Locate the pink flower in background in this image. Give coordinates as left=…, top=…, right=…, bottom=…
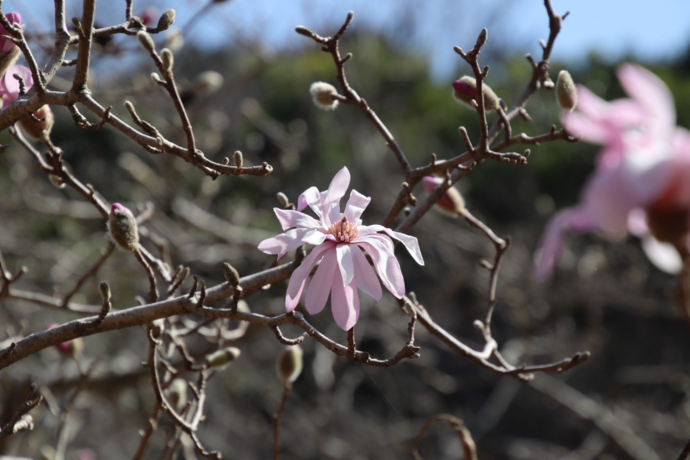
left=534, top=64, right=690, bottom=280
left=0, top=12, right=21, bottom=54
left=258, top=167, right=424, bottom=330
left=0, top=64, right=32, bottom=108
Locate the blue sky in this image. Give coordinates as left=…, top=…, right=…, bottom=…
left=7, top=0, right=690, bottom=80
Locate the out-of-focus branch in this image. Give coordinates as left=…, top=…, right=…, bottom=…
left=411, top=414, right=477, bottom=460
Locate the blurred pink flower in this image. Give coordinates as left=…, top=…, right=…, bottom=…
left=0, top=12, right=21, bottom=54
left=258, top=166, right=424, bottom=330
left=534, top=64, right=690, bottom=280
left=0, top=63, right=32, bottom=108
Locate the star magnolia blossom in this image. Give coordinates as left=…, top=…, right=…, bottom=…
left=0, top=12, right=21, bottom=54
left=534, top=64, right=690, bottom=280
left=258, top=167, right=424, bottom=330
left=0, top=63, right=32, bottom=108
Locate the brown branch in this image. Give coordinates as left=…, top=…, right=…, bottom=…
left=61, top=243, right=115, bottom=307
left=297, top=12, right=411, bottom=175
left=411, top=414, right=477, bottom=460
left=0, top=385, right=42, bottom=440
left=72, top=0, right=97, bottom=91
left=272, top=385, right=291, bottom=460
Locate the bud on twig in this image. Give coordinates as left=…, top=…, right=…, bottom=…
left=137, top=30, right=156, bottom=54
left=108, top=203, right=139, bottom=252
left=422, top=176, right=466, bottom=216
left=233, top=150, right=243, bottom=169
left=452, top=76, right=500, bottom=111
left=556, top=70, right=577, bottom=111
left=19, top=105, right=54, bottom=139
left=276, top=345, right=303, bottom=387
left=205, top=347, right=241, bottom=369
left=157, top=9, right=176, bottom=31
left=99, top=281, right=111, bottom=301
left=161, top=48, right=173, bottom=73
left=222, top=262, right=240, bottom=286
left=476, top=28, right=488, bottom=48
left=309, top=82, right=339, bottom=111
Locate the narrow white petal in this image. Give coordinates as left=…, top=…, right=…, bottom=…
left=330, top=268, right=360, bottom=331
left=352, top=246, right=382, bottom=301
left=305, top=250, right=337, bottom=314
left=335, top=243, right=355, bottom=286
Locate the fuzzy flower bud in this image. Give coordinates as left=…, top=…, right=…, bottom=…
left=276, top=345, right=303, bottom=387
left=556, top=70, right=577, bottom=111
left=157, top=9, right=176, bottom=31
left=422, top=176, right=466, bottom=215
left=167, top=378, right=188, bottom=411
left=108, top=203, right=139, bottom=252
left=309, top=82, right=339, bottom=111
left=192, top=70, right=223, bottom=97
left=161, top=48, right=174, bottom=73
left=49, top=174, right=65, bottom=189
left=0, top=13, right=21, bottom=54
left=99, top=281, right=111, bottom=302
left=137, top=30, right=156, bottom=54
left=205, top=347, right=241, bottom=369
left=452, top=76, right=500, bottom=111
left=46, top=323, right=84, bottom=358
left=19, top=105, right=54, bottom=139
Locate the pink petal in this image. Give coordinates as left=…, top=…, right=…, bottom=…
left=351, top=246, right=382, bottom=301
left=322, top=166, right=350, bottom=211
left=533, top=207, right=593, bottom=281
left=562, top=110, right=613, bottom=145
left=273, top=208, right=322, bottom=231
left=355, top=236, right=405, bottom=298
left=640, top=235, right=682, bottom=274
left=330, top=268, right=360, bottom=331
left=335, top=243, right=355, bottom=286
left=297, top=186, right=323, bottom=217
left=343, top=189, right=371, bottom=224
left=575, top=85, right=610, bottom=120
left=258, top=228, right=326, bottom=259
left=617, top=63, right=675, bottom=138
left=305, top=250, right=337, bottom=314
left=285, top=242, right=335, bottom=311
left=1, top=65, right=32, bottom=104
left=358, top=224, right=424, bottom=265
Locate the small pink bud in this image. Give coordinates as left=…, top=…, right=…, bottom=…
left=452, top=76, right=500, bottom=111
left=422, top=176, right=466, bottom=215
left=108, top=203, right=139, bottom=251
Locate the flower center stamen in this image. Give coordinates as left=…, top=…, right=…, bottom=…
left=329, top=216, right=358, bottom=243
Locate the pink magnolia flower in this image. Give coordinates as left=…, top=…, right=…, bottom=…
left=0, top=64, right=32, bottom=108
left=534, top=64, right=690, bottom=280
left=258, top=166, right=424, bottom=330
left=0, top=12, right=21, bottom=54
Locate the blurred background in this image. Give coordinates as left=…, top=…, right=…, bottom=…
left=1, top=0, right=690, bottom=459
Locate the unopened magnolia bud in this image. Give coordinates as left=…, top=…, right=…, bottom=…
left=205, top=347, right=241, bottom=369
left=233, top=150, right=243, bottom=169
left=157, top=9, right=176, bottom=31
left=161, top=48, right=173, bottom=72
left=192, top=70, right=223, bottom=96
left=277, top=345, right=303, bottom=386
left=556, top=70, right=577, bottom=111
left=18, top=105, right=54, bottom=138
left=222, top=262, right=240, bottom=286
left=309, top=82, right=339, bottom=111
left=452, top=76, right=500, bottom=111
left=137, top=30, right=156, bottom=54
left=422, top=176, right=466, bottom=215
left=99, top=281, right=111, bottom=301
left=150, top=72, right=164, bottom=84
left=108, top=203, right=139, bottom=251
left=476, top=28, right=488, bottom=48
left=167, top=378, right=188, bottom=411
